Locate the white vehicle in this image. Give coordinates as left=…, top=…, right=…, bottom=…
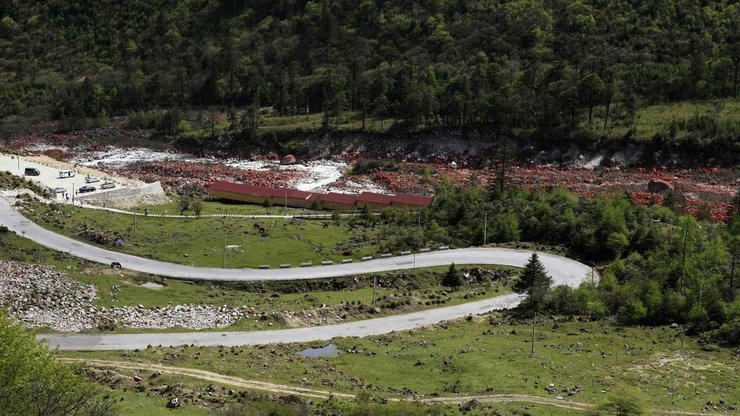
left=84, top=175, right=100, bottom=183
left=58, top=170, right=76, bottom=178
left=100, top=181, right=116, bottom=189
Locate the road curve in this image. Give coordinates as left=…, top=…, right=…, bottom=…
left=0, top=198, right=595, bottom=350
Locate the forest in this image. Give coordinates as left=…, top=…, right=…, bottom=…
left=378, top=184, right=740, bottom=345
left=0, top=0, right=739, bottom=151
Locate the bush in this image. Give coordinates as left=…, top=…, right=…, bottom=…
left=593, top=385, right=647, bottom=415
left=701, top=318, right=740, bottom=347
left=618, top=299, right=647, bottom=324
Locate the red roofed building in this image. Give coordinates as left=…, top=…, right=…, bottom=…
left=207, top=181, right=433, bottom=212
left=356, top=192, right=394, bottom=210
left=318, top=192, right=358, bottom=211
left=207, top=181, right=277, bottom=205
left=284, top=188, right=317, bottom=209
left=391, top=193, right=434, bottom=209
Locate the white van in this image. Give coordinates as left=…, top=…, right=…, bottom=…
left=58, top=170, right=76, bottom=178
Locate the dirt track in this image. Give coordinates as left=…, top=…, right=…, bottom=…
left=61, top=358, right=726, bottom=416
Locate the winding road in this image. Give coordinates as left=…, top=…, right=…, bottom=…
left=0, top=198, right=596, bottom=350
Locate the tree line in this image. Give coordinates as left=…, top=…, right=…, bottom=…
left=377, top=183, right=739, bottom=344
left=0, top=1, right=739, bottom=141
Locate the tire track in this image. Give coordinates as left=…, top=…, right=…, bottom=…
left=62, top=359, right=725, bottom=416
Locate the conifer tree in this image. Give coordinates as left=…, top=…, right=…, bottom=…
left=514, top=252, right=553, bottom=311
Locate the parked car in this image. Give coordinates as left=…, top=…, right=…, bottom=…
left=24, top=167, right=40, bottom=176
left=100, top=181, right=116, bottom=189
left=78, top=185, right=96, bottom=193
left=52, top=187, right=66, bottom=194
left=84, top=175, right=100, bottom=183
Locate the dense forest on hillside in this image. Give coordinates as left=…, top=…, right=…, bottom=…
left=1, top=1, right=739, bottom=149
left=376, top=184, right=739, bottom=344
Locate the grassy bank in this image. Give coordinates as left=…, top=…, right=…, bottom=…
left=0, top=228, right=514, bottom=334
left=21, top=199, right=387, bottom=268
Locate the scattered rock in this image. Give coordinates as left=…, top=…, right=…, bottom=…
left=165, top=397, right=181, bottom=408
left=459, top=398, right=480, bottom=412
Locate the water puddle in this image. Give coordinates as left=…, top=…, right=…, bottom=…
left=140, top=282, right=164, bottom=290
left=299, top=344, right=338, bottom=358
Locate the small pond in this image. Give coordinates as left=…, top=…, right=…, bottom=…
left=299, top=344, right=339, bottom=358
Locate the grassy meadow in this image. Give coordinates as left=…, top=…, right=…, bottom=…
left=21, top=199, right=386, bottom=268
left=580, top=98, right=740, bottom=143
left=61, top=319, right=738, bottom=415
left=175, top=99, right=740, bottom=148
left=178, top=110, right=402, bottom=139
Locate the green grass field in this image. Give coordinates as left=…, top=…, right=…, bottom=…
left=179, top=110, right=403, bottom=139
left=21, top=200, right=387, bottom=268
left=61, top=319, right=738, bottom=415
left=632, top=99, right=740, bottom=140
left=583, top=98, right=740, bottom=142
left=68, top=264, right=511, bottom=334
left=177, top=99, right=740, bottom=147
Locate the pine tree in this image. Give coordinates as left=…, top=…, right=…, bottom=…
left=442, top=263, right=463, bottom=290
left=514, top=252, right=553, bottom=310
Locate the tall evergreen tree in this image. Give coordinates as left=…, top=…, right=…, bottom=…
left=442, top=263, right=463, bottom=290
left=513, top=252, right=553, bottom=311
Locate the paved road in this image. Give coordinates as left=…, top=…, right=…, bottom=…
left=0, top=198, right=595, bottom=350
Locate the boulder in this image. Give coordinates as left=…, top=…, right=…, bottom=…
left=648, top=179, right=674, bottom=193
left=281, top=154, right=297, bottom=165
left=166, top=397, right=181, bottom=408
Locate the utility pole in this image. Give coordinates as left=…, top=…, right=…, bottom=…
left=730, top=244, right=736, bottom=301
left=531, top=311, right=536, bottom=356
left=680, top=226, right=688, bottom=292
left=499, top=141, right=506, bottom=193
left=222, top=215, right=227, bottom=268
left=483, top=212, right=488, bottom=246
left=372, top=275, right=377, bottom=309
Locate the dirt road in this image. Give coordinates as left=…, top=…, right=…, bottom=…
left=61, top=358, right=725, bottom=416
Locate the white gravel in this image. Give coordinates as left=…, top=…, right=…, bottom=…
left=0, top=260, right=252, bottom=332
left=4, top=148, right=381, bottom=195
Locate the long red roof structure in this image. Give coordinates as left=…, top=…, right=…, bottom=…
left=207, top=181, right=432, bottom=211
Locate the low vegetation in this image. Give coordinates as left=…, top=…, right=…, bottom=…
left=60, top=318, right=738, bottom=415
left=20, top=199, right=384, bottom=268
left=0, top=311, right=116, bottom=416
left=0, top=169, right=51, bottom=197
